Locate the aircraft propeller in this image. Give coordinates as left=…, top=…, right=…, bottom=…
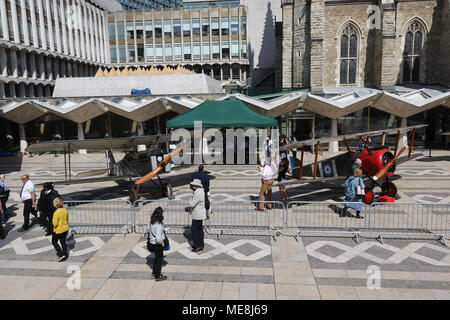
left=373, top=147, right=406, bottom=180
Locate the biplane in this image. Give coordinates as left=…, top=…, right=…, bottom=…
left=25, top=135, right=183, bottom=201
left=278, top=124, right=428, bottom=204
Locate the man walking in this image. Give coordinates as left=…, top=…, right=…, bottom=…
left=37, top=182, right=60, bottom=236
left=191, top=165, right=210, bottom=216
left=0, top=175, right=10, bottom=224
left=189, top=179, right=206, bottom=252
left=18, top=174, right=38, bottom=232
left=257, top=159, right=277, bottom=211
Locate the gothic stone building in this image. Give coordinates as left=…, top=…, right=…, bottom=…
left=280, top=0, right=450, bottom=91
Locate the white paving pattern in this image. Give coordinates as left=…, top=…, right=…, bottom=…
left=132, top=238, right=271, bottom=261
left=0, top=235, right=105, bottom=256
left=306, top=241, right=450, bottom=266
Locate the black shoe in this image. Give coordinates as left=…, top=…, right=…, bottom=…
left=191, top=247, right=204, bottom=252
left=355, top=215, right=364, bottom=219
left=18, top=227, right=29, bottom=232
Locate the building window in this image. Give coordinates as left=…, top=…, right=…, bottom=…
left=402, top=21, right=424, bottom=83
left=221, top=17, right=229, bottom=36
left=173, top=19, right=181, bottom=37
left=110, top=47, right=117, bottom=63
left=164, top=20, right=172, bottom=38
left=145, top=23, right=153, bottom=39
left=184, top=43, right=191, bottom=60
left=211, top=18, right=219, bottom=36
left=165, top=43, right=172, bottom=60
left=202, top=19, right=209, bottom=36
left=146, top=44, right=154, bottom=61
left=136, top=20, right=144, bottom=39
left=193, top=42, right=200, bottom=60
left=192, top=18, right=200, bottom=36
left=154, top=20, right=162, bottom=38
left=183, top=19, right=190, bottom=37
left=155, top=44, right=163, bottom=61
left=339, top=24, right=358, bottom=85
left=174, top=43, right=182, bottom=61
left=231, top=17, right=238, bottom=35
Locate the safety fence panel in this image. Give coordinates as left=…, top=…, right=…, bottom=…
left=64, top=200, right=133, bottom=235
left=134, top=200, right=193, bottom=236
left=285, top=201, right=371, bottom=241
left=207, top=201, right=285, bottom=237
left=369, top=202, right=450, bottom=243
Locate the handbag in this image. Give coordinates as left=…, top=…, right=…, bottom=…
left=356, top=178, right=365, bottom=196
left=163, top=232, right=170, bottom=251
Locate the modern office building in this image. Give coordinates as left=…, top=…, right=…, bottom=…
left=117, top=0, right=182, bottom=10
left=107, top=4, right=250, bottom=85
left=0, top=0, right=122, bottom=98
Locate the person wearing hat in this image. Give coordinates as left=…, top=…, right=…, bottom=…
left=37, top=182, right=60, bottom=236
left=189, top=178, right=206, bottom=252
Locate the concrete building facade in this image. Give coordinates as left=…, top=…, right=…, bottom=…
left=0, top=0, right=120, bottom=98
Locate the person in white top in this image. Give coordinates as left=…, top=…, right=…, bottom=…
left=257, top=159, right=277, bottom=211
left=18, top=174, right=38, bottom=232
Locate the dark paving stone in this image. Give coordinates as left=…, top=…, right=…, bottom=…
left=314, top=244, right=346, bottom=259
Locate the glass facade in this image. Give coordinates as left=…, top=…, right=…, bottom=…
left=117, top=0, right=183, bottom=10
left=107, top=5, right=248, bottom=83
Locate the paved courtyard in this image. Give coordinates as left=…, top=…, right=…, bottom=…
left=0, top=150, right=449, bottom=300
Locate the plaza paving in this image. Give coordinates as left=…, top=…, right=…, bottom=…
left=0, top=150, right=449, bottom=300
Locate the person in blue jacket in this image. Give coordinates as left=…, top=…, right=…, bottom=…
left=341, top=168, right=365, bottom=219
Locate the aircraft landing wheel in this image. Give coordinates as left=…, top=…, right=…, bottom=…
left=363, top=188, right=374, bottom=205
left=129, top=188, right=139, bottom=205
left=163, top=183, right=173, bottom=199
left=381, top=182, right=397, bottom=197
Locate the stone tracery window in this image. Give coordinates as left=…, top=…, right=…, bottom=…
left=402, top=21, right=424, bottom=83
left=339, top=24, right=358, bottom=85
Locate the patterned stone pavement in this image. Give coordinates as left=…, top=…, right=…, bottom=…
left=0, top=150, right=449, bottom=300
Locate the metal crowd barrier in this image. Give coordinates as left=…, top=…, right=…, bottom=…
left=133, top=199, right=192, bottom=237
left=64, top=200, right=133, bottom=237
left=286, top=201, right=449, bottom=245
left=285, top=201, right=371, bottom=243
left=207, top=200, right=285, bottom=239
left=368, top=202, right=450, bottom=246
left=61, top=199, right=449, bottom=246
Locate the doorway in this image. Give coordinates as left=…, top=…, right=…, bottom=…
left=287, top=116, right=314, bottom=141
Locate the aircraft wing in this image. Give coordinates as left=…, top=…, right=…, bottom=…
left=280, top=124, right=428, bottom=151
left=25, top=134, right=172, bottom=153
left=35, top=175, right=137, bottom=186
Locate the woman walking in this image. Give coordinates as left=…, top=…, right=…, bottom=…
left=148, top=207, right=167, bottom=281
left=277, top=158, right=289, bottom=202
left=52, top=197, right=69, bottom=262
left=341, top=168, right=365, bottom=219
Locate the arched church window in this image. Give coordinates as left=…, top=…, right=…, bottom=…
left=403, top=21, right=425, bottom=83
left=340, top=24, right=358, bottom=85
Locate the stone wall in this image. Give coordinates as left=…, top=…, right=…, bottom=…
left=284, top=0, right=449, bottom=90
left=292, top=0, right=310, bottom=88
left=322, top=2, right=373, bottom=88
left=438, top=0, right=450, bottom=87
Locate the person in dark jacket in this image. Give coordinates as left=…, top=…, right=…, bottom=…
left=37, top=182, right=60, bottom=236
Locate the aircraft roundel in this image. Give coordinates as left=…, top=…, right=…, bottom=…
left=322, top=161, right=334, bottom=177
